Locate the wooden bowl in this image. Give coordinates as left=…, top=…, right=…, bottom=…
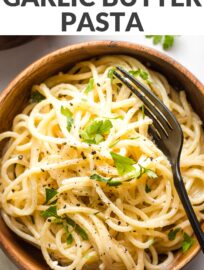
left=0, top=41, right=204, bottom=270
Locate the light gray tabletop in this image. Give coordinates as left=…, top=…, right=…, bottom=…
left=0, top=36, right=204, bottom=270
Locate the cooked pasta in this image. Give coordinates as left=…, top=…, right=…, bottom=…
left=0, top=55, right=204, bottom=270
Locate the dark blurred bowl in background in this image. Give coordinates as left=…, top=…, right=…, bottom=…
left=0, top=36, right=37, bottom=51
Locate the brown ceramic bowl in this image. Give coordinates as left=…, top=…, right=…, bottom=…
left=0, top=41, right=204, bottom=270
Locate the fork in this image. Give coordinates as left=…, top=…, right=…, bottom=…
left=113, top=66, right=204, bottom=252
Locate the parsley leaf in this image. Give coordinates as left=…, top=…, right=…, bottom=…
left=41, top=209, right=88, bottom=243
left=30, top=91, right=45, bottom=103
left=64, top=225, right=74, bottom=245
left=66, top=233, right=74, bottom=244
left=41, top=206, right=58, bottom=219
left=90, top=174, right=112, bottom=183
left=61, top=106, right=74, bottom=132
left=110, top=152, right=136, bottom=176
left=146, top=35, right=175, bottom=51
left=153, top=35, right=163, bottom=45
left=168, top=228, right=180, bottom=241
left=66, top=217, right=88, bottom=240
left=182, top=233, right=194, bottom=252
left=90, top=173, right=122, bottom=187
left=84, top=78, right=95, bottom=94
left=75, top=225, right=89, bottom=240
left=80, top=120, right=113, bottom=145
left=108, top=68, right=116, bottom=82
left=129, top=69, right=149, bottom=81
left=163, top=35, right=175, bottom=50
left=45, top=188, right=58, bottom=205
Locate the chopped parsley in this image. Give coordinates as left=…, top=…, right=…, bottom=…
left=110, top=152, right=158, bottom=180
left=66, top=217, right=88, bottom=241
left=41, top=207, right=88, bottom=242
left=44, top=188, right=58, bottom=205
left=110, top=152, right=136, bottom=176
left=182, top=233, right=194, bottom=252
left=108, top=68, right=116, bottom=82
left=84, top=78, right=95, bottom=94
left=90, top=173, right=121, bottom=187
left=168, top=228, right=180, bottom=241
left=41, top=206, right=58, bottom=219
left=129, top=69, right=151, bottom=84
left=61, top=106, right=74, bottom=132
left=66, top=232, right=74, bottom=244
left=80, top=119, right=113, bottom=144
left=146, top=35, right=175, bottom=50
left=30, top=91, right=45, bottom=103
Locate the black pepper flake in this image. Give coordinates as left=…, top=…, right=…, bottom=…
left=118, top=221, right=121, bottom=225
left=97, top=83, right=101, bottom=87
left=70, top=103, right=73, bottom=106
left=47, top=219, right=52, bottom=223
left=41, top=168, right=45, bottom=172
left=63, top=205, right=67, bottom=209
left=18, top=155, right=23, bottom=160
left=91, top=151, right=96, bottom=155
left=76, top=204, right=80, bottom=207
left=81, top=152, right=86, bottom=160
left=96, top=156, right=100, bottom=160
left=98, top=202, right=104, bottom=206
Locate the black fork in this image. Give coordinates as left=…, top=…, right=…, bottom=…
left=114, top=66, right=204, bottom=252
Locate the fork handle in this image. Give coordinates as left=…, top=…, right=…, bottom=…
left=172, top=162, right=204, bottom=253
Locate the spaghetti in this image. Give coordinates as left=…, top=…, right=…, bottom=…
left=0, top=55, right=204, bottom=270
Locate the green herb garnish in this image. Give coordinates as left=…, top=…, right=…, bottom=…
left=66, top=217, right=88, bottom=240
left=110, top=152, right=136, bottom=176
left=182, top=233, right=194, bottom=252
left=84, top=78, right=95, bottom=94
left=168, top=228, right=180, bottom=241
left=66, top=233, right=74, bottom=244
left=129, top=69, right=150, bottom=82
left=90, top=173, right=122, bottom=187
left=30, top=91, right=45, bottom=103
left=108, top=68, right=116, bottom=82
left=41, top=206, right=58, bottom=219
left=61, top=106, right=74, bottom=132
left=41, top=208, right=88, bottom=243
left=80, top=119, right=113, bottom=144
left=163, top=35, right=175, bottom=50
left=110, top=152, right=158, bottom=180
left=146, top=35, right=175, bottom=50
left=45, top=188, right=58, bottom=205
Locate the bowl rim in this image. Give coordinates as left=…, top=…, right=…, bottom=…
left=0, top=40, right=203, bottom=270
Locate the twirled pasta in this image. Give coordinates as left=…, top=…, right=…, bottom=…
left=0, top=55, right=204, bottom=270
